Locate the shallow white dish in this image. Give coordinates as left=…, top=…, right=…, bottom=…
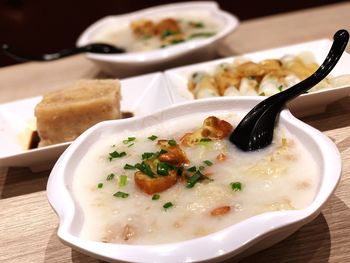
left=164, top=39, right=350, bottom=117
left=0, top=73, right=172, bottom=170
left=47, top=97, right=341, bottom=262
left=77, top=1, right=239, bottom=77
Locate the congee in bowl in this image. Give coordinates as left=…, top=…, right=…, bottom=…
left=47, top=97, right=340, bottom=262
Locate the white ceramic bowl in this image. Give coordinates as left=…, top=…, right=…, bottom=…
left=47, top=97, right=341, bottom=262
left=76, top=1, right=239, bottom=77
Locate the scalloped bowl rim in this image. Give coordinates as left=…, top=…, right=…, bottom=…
left=76, top=1, right=239, bottom=64
left=47, top=97, right=341, bottom=262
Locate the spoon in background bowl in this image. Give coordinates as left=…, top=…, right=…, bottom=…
left=230, top=29, right=349, bottom=151
left=1, top=43, right=125, bottom=62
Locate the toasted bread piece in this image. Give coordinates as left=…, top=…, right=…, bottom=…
left=35, top=79, right=121, bottom=147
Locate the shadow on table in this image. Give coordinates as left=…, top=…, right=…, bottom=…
left=0, top=166, right=49, bottom=199
left=300, top=96, right=350, bottom=132
left=236, top=213, right=331, bottom=263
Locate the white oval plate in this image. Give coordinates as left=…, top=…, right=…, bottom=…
left=47, top=97, right=341, bottom=262
left=164, top=39, right=350, bottom=117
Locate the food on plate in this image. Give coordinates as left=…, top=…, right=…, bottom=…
left=35, top=79, right=121, bottom=147
left=92, top=16, right=220, bottom=52
left=73, top=112, right=319, bottom=245
left=188, top=52, right=350, bottom=98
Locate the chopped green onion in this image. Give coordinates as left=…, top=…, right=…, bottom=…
left=198, top=165, right=205, bottom=171
left=203, top=160, right=213, bottom=166
left=188, top=32, right=215, bottom=39
left=187, top=166, right=197, bottom=172
left=127, top=143, right=134, bottom=147
left=189, top=21, right=204, bottom=28
left=161, top=30, right=176, bottom=38
left=106, top=173, right=115, bottom=181
left=259, top=92, right=266, bottom=96
left=163, top=202, right=173, bottom=209
left=278, top=85, right=283, bottom=92
left=152, top=194, right=160, bottom=200
left=170, top=39, right=184, bottom=45
left=113, top=191, right=129, bottom=198
left=123, top=137, right=136, bottom=144
left=142, top=152, right=154, bottom=160
left=154, top=149, right=167, bottom=158
left=124, top=163, right=136, bottom=170
left=135, top=161, right=155, bottom=178
left=148, top=135, right=158, bottom=141
left=168, top=139, right=177, bottom=146
left=157, top=162, right=170, bottom=176
left=200, top=138, right=212, bottom=142
left=97, top=183, right=103, bottom=189
left=108, top=151, right=126, bottom=160
left=119, top=175, right=128, bottom=187
left=186, top=171, right=202, bottom=188
left=230, top=182, right=242, bottom=191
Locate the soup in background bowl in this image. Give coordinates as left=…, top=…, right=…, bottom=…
left=47, top=97, right=341, bottom=262
left=76, top=2, right=239, bottom=77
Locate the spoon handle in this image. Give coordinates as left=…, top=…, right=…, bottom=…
left=260, top=29, right=349, bottom=109
left=1, top=43, right=125, bottom=62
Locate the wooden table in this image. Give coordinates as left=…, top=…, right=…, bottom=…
left=1, top=2, right=350, bottom=262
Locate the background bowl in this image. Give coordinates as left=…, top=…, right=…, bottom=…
left=76, top=1, right=239, bottom=77
left=47, top=97, right=341, bottom=262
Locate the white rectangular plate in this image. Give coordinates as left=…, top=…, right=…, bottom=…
left=164, top=39, right=350, bottom=116
left=0, top=72, right=173, bottom=170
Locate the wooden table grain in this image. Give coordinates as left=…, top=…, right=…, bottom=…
left=1, top=2, right=350, bottom=262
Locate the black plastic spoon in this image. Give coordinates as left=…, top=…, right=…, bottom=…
left=230, top=29, right=349, bottom=151
left=1, top=43, right=125, bottom=62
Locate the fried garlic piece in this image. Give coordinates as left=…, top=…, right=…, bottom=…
left=134, top=170, right=177, bottom=195
left=181, top=116, right=233, bottom=147
left=130, top=19, right=156, bottom=38
left=157, top=140, right=189, bottom=166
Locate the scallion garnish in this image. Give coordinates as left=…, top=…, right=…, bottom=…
left=127, top=143, right=134, bottom=147
left=154, top=149, right=167, bottom=158
left=200, top=138, right=211, bottom=142
left=124, top=163, right=136, bottom=170
left=230, top=182, right=242, bottom=191
left=186, top=170, right=202, bottom=188
left=157, top=162, right=170, bottom=176
left=152, top=194, right=160, bottom=200
left=108, top=151, right=126, bottom=161
left=148, top=135, right=158, bottom=141
left=259, top=92, right=266, bottom=96
left=163, top=202, right=173, bottom=209
left=188, top=32, right=215, bottom=39
left=113, top=191, right=129, bottom=198
left=278, top=85, right=283, bottom=92
left=135, top=161, right=155, bottom=178
left=97, top=183, right=103, bottom=189
left=168, top=139, right=177, bottom=146
left=119, top=175, right=128, bottom=187
left=123, top=137, right=136, bottom=144
left=187, top=166, right=197, bottom=172
left=106, top=173, right=115, bottom=181
left=142, top=152, right=154, bottom=160
left=203, top=160, right=213, bottom=166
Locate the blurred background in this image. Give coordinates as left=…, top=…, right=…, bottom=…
left=0, top=0, right=347, bottom=68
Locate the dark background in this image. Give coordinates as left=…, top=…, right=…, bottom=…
left=0, top=0, right=347, bottom=68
